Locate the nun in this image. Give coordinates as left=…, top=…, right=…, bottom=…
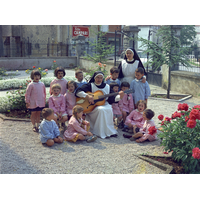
left=75, top=71, right=124, bottom=139
left=106, top=48, right=146, bottom=84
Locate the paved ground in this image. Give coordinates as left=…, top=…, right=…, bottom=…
left=0, top=69, right=200, bottom=174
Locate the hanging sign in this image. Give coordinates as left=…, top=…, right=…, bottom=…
left=72, top=26, right=89, bottom=37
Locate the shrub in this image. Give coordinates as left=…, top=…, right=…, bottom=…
left=51, top=60, right=58, bottom=70
left=158, top=103, right=200, bottom=173
left=25, top=66, right=48, bottom=78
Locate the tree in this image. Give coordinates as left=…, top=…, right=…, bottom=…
left=139, top=25, right=195, bottom=98
left=180, top=25, right=196, bottom=47
left=84, top=27, right=115, bottom=63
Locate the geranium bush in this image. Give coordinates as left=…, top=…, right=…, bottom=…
left=158, top=103, right=200, bottom=173
left=25, top=66, right=48, bottom=78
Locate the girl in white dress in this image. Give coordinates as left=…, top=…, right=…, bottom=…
left=75, top=71, right=124, bottom=139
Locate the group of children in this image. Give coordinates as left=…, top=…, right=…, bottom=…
left=25, top=65, right=157, bottom=147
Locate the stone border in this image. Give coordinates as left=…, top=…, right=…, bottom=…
left=149, top=93, right=192, bottom=102
left=135, top=154, right=174, bottom=174
left=0, top=113, right=31, bottom=122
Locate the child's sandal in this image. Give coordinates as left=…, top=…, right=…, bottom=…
left=86, top=136, right=97, bottom=143
left=33, top=127, right=39, bottom=132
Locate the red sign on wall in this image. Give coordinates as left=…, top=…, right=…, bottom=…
left=72, top=26, right=89, bottom=37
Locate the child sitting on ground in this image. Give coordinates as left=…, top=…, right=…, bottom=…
left=48, top=83, right=68, bottom=128
left=49, top=67, right=68, bottom=95
left=39, top=108, right=63, bottom=147
left=130, top=67, right=151, bottom=107
left=123, top=100, right=146, bottom=137
left=25, top=70, right=46, bottom=132
left=118, top=81, right=134, bottom=129
left=130, top=108, right=157, bottom=143
left=109, top=82, right=123, bottom=126
left=64, top=80, right=78, bottom=120
left=75, top=69, right=88, bottom=88
left=105, top=66, right=121, bottom=90
left=63, top=105, right=97, bottom=143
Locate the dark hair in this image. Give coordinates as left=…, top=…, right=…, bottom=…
left=54, top=67, right=66, bottom=77
left=136, top=100, right=147, bottom=109
left=75, top=69, right=83, bottom=77
left=30, top=70, right=41, bottom=80
left=42, top=108, right=54, bottom=119
left=110, top=66, right=119, bottom=74
left=135, top=67, right=144, bottom=75
left=144, top=109, right=155, bottom=120
left=67, top=80, right=78, bottom=89
left=121, top=81, right=130, bottom=88
left=109, top=82, right=120, bottom=90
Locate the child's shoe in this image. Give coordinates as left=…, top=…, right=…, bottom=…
left=86, top=135, right=97, bottom=143
left=123, top=134, right=132, bottom=138
left=118, top=120, right=124, bottom=129
left=122, top=127, right=129, bottom=132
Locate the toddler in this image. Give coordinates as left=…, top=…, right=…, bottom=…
left=118, top=81, right=134, bottom=129
left=25, top=70, right=46, bottom=132
left=123, top=100, right=146, bottom=137
left=64, top=80, right=78, bottom=119
left=130, top=67, right=151, bottom=107
left=39, top=108, right=63, bottom=147
left=109, top=82, right=123, bottom=125
left=48, top=83, right=68, bottom=128
left=49, top=67, right=68, bottom=95
left=75, top=70, right=87, bottom=88
left=63, top=105, right=97, bottom=143
left=131, top=109, right=157, bottom=143
left=105, top=66, right=121, bottom=90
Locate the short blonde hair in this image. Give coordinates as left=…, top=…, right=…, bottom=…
left=51, top=83, right=61, bottom=91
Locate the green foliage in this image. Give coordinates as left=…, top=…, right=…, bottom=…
left=51, top=60, right=58, bottom=70
left=25, top=66, right=48, bottom=78
left=158, top=105, right=200, bottom=173
left=0, top=67, right=7, bottom=76
left=84, top=27, right=115, bottom=63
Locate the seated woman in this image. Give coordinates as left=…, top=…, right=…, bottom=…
left=75, top=71, right=124, bottom=139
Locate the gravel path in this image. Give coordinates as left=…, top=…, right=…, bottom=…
left=1, top=96, right=199, bottom=174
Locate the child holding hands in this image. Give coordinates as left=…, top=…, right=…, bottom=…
left=63, top=105, right=97, bottom=143
left=25, top=70, right=46, bottom=132
left=39, top=108, right=63, bottom=147
left=48, top=83, right=68, bottom=127
left=49, top=67, right=68, bottom=95
left=131, top=109, right=157, bottom=143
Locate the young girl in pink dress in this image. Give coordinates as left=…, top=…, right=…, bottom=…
left=64, top=80, right=78, bottom=119
left=25, top=70, right=46, bottom=132
left=123, top=100, right=146, bottom=137
left=48, top=83, right=68, bottom=128
left=49, top=67, right=68, bottom=95
left=109, top=82, right=123, bottom=125
left=131, top=108, right=157, bottom=143
left=118, top=81, right=134, bottom=129
left=63, top=105, right=97, bottom=143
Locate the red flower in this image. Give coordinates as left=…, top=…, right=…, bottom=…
left=193, top=105, right=200, bottom=110
left=53, top=60, right=56, bottom=63
left=192, top=147, right=200, bottom=159
left=33, top=66, right=36, bottom=68
left=158, top=114, right=164, bottom=121
left=185, top=116, right=189, bottom=122
left=45, top=69, right=48, bottom=72
left=178, top=103, right=189, bottom=111
left=187, top=119, right=196, bottom=129
left=172, top=111, right=182, bottom=119
left=189, top=109, right=200, bottom=120
left=161, top=120, right=165, bottom=126
left=163, top=152, right=168, bottom=154
left=148, top=126, right=157, bottom=135
left=164, top=117, right=171, bottom=122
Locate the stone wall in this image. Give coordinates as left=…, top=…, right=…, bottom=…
left=171, top=71, right=200, bottom=97
left=0, top=57, right=77, bottom=70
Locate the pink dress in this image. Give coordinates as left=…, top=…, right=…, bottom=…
left=64, top=91, right=76, bottom=116
left=125, top=109, right=145, bottom=128
left=63, top=116, right=88, bottom=140
left=25, top=81, right=46, bottom=109
left=121, top=93, right=134, bottom=113
left=112, top=99, right=123, bottom=115
left=49, top=78, right=68, bottom=95
left=139, top=119, right=157, bottom=142
left=48, top=94, right=67, bottom=116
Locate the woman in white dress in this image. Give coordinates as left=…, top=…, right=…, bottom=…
left=75, top=71, right=124, bottom=139
left=118, top=48, right=146, bottom=84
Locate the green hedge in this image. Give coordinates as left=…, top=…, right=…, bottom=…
left=0, top=76, right=76, bottom=91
